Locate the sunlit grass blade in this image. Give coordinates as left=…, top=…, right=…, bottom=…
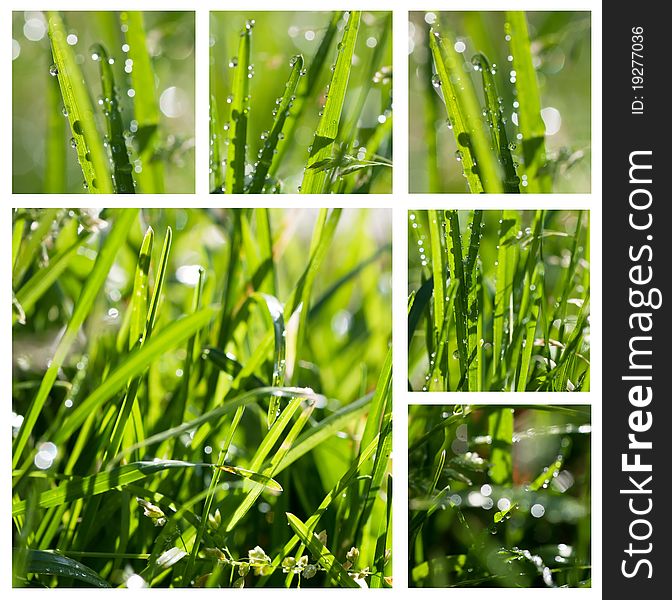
left=19, top=549, right=112, bottom=587
left=248, top=55, right=304, bottom=193
left=301, top=11, right=361, bottom=194
left=120, top=11, right=165, bottom=193
left=464, top=210, right=483, bottom=391
left=505, top=12, right=551, bottom=193
left=47, top=12, right=113, bottom=193
left=429, top=28, right=502, bottom=193
left=130, top=228, right=154, bottom=348
left=12, top=209, right=139, bottom=469
left=444, top=211, right=469, bottom=388
left=286, top=513, right=359, bottom=588
left=517, top=264, right=542, bottom=391
left=472, top=52, right=519, bottom=193
left=487, top=408, right=513, bottom=485
left=224, top=22, right=252, bottom=194
left=209, top=93, right=224, bottom=191
left=428, top=210, right=446, bottom=354
left=91, top=43, right=135, bottom=193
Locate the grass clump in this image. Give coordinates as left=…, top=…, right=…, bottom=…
left=12, top=11, right=195, bottom=193
left=409, top=11, right=590, bottom=193
left=409, top=405, right=591, bottom=588
left=12, top=208, right=392, bottom=588
left=408, top=210, right=590, bottom=392
left=210, top=11, right=392, bottom=194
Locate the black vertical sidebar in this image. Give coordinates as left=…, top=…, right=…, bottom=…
left=603, top=2, right=670, bottom=595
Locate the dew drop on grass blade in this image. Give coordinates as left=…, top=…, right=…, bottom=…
left=301, top=11, right=361, bottom=194
left=91, top=43, right=135, bottom=194
left=47, top=12, right=113, bottom=193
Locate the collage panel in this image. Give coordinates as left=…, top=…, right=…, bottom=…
left=408, top=11, right=591, bottom=193
left=408, top=404, right=592, bottom=588
left=408, top=209, right=590, bottom=392
left=11, top=208, right=392, bottom=588
left=12, top=11, right=195, bottom=194
left=209, top=11, right=392, bottom=194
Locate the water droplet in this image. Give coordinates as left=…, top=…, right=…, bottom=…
left=431, top=73, right=441, bottom=88
left=229, top=56, right=238, bottom=68
left=49, top=64, right=58, bottom=76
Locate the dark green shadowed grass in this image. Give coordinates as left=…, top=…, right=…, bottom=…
left=409, top=405, right=591, bottom=588
left=409, top=11, right=590, bottom=193
left=12, top=208, right=392, bottom=588
left=12, top=11, right=194, bottom=193
left=409, top=210, right=590, bottom=391
left=210, top=11, right=392, bottom=194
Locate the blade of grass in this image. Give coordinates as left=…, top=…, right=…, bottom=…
left=517, top=264, right=542, bottom=391
left=488, top=408, right=513, bottom=485
left=429, top=28, right=502, bottom=193
left=444, top=211, right=469, bottom=388
left=20, top=549, right=111, bottom=587
left=286, top=513, right=359, bottom=588
left=12, top=209, right=138, bottom=469
left=224, top=21, right=252, bottom=194
left=506, top=12, right=552, bottom=193
left=301, top=11, right=361, bottom=193
left=45, top=73, right=66, bottom=193
left=248, top=55, right=304, bottom=193
left=472, top=52, right=520, bottom=193
left=13, top=208, right=60, bottom=285
left=47, top=12, right=113, bottom=193
left=464, top=210, right=483, bottom=391
left=120, top=11, right=165, bottom=193
left=209, top=93, right=224, bottom=191
left=91, top=44, right=135, bottom=194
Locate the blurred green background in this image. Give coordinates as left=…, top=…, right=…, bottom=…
left=409, top=12, right=591, bottom=193
left=12, top=11, right=195, bottom=193
left=408, top=405, right=591, bottom=588
left=210, top=12, right=392, bottom=193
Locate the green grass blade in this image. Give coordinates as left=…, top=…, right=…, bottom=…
left=488, top=408, right=513, bottom=484
left=130, top=227, right=154, bottom=349
left=428, top=210, right=446, bottom=352
left=248, top=55, right=304, bottom=193
left=224, top=21, right=252, bottom=194
left=444, top=211, right=469, bottom=388
left=20, top=549, right=111, bottom=587
left=91, top=43, right=135, bottom=194
left=472, top=53, right=519, bottom=193
left=47, top=12, right=113, bottom=193
left=300, top=11, right=361, bottom=194
left=209, top=93, right=224, bottom=191
left=505, top=12, right=551, bottom=193
left=120, top=11, right=165, bottom=193
left=13, top=234, right=89, bottom=324
left=429, top=28, right=502, bottom=193
left=286, top=513, right=359, bottom=588
left=53, top=306, right=218, bottom=446
left=492, top=210, right=519, bottom=383
left=517, top=265, right=542, bottom=391
left=269, top=12, right=342, bottom=178
left=12, top=209, right=139, bottom=469
left=465, top=210, right=483, bottom=391
left=45, top=74, right=66, bottom=193
left=144, top=227, right=172, bottom=343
